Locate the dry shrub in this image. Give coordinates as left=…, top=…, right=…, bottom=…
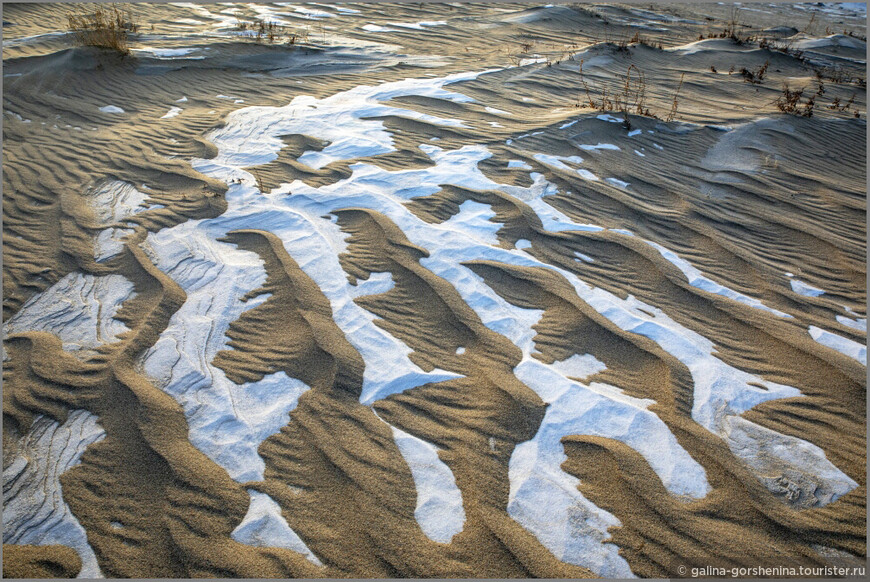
left=740, top=60, right=769, bottom=84
left=236, top=18, right=304, bottom=44
left=577, top=62, right=686, bottom=127
left=579, top=62, right=652, bottom=117
left=775, top=83, right=816, bottom=117
left=665, top=73, right=685, bottom=122
left=67, top=4, right=137, bottom=54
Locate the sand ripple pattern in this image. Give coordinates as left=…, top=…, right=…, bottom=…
left=2, top=1, right=865, bottom=578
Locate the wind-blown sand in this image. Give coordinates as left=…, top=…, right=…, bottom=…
left=2, top=1, right=866, bottom=578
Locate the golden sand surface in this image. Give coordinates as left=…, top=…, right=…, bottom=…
left=2, top=2, right=866, bottom=578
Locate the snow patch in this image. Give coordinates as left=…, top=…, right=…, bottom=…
left=86, top=180, right=148, bottom=226
left=647, top=240, right=793, bottom=318
left=441, top=200, right=502, bottom=246
left=3, top=411, right=106, bottom=578
left=388, top=424, right=466, bottom=543
left=362, top=23, right=399, bottom=32
left=790, top=278, right=825, bottom=297
left=723, top=415, right=858, bottom=507
left=160, top=106, right=183, bottom=119
left=232, top=490, right=323, bottom=565
left=547, top=353, right=606, bottom=379
left=606, top=177, right=629, bottom=189
left=836, top=314, right=866, bottom=332
left=4, top=273, right=134, bottom=352
left=579, top=143, right=620, bottom=151
left=808, top=326, right=866, bottom=365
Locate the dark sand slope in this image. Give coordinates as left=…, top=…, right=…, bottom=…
left=1, top=544, right=81, bottom=578
left=3, top=1, right=867, bottom=578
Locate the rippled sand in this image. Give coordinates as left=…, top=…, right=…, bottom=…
left=2, top=2, right=866, bottom=578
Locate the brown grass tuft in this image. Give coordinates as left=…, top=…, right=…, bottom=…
left=236, top=18, right=305, bottom=45
left=67, top=4, right=138, bottom=54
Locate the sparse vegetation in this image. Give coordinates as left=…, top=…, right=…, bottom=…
left=67, top=4, right=138, bottom=55
left=697, top=6, right=756, bottom=45
left=618, top=31, right=664, bottom=51
left=766, top=40, right=805, bottom=63
left=236, top=18, right=304, bottom=44
left=801, top=12, right=818, bottom=35
left=813, top=65, right=866, bottom=88
left=665, top=73, right=685, bottom=122
left=773, top=76, right=863, bottom=119
left=828, top=93, right=856, bottom=112
left=252, top=168, right=266, bottom=192
left=578, top=62, right=653, bottom=119
left=740, top=61, right=769, bottom=84
left=574, top=4, right=609, bottom=26
left=576, top=61, right=688, bottom=127
left=774, top=83, right=817, bottom=117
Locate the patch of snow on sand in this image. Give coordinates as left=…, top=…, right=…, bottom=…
left=789, top=277, right=825, bottom=297
left=533, top=154, right=600, bottom=182
left=808, top=326, right=867, bottom=365
left=140, top=223, right=318, bottom=482
left=669, top=37, right=734, bottom=54
left=647, top=240, right=793, bottom=318
left=232, top=491, right=323, bottom=565
left=3, top=273, right=134, bottom=352
left=161, top=107, right=183, bottom=119
left=84, top=180, right=149, bottom=261
left=579, top=143, right=620, bottom=151
left=441, top=200, right=502, bottom=246
left=203, top=70, right=484, bottom=172
left=597, top=113, right=622, bottom=122
left=532, top=153, right=584, bottom=172
left=606, top=177, right=630, bottom=189
left=3, top=412, right=106, bottom=578
left=548, top=353, right=606, bottom=379
left=722, top=415, right=858, bottom=507
left=836, top=314, right=866, bottom=332
left=133, top=47, right=202, bottom=59
left=386, top=423, right=466, bottom=543
left=362, top=23, right=399, bottom=32
left=347, top=271, right=395, bottom=299
left=138, top=217, right=348, bottom=562
left=87, top=180, right=148, bottom=226
left=94, top=228, right=135, bottom=262
left=388, top=21, right=448, bottom=30
left=518, top=56, right=549, bottom=66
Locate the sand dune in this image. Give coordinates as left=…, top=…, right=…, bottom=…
left=3, top=1, right=866, bottom=578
